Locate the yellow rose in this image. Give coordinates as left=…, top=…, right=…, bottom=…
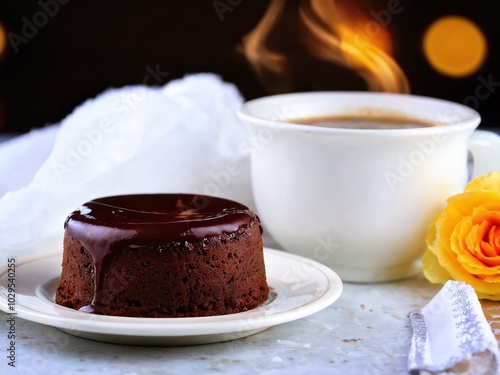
left=423, top=171, right=500, bottom=300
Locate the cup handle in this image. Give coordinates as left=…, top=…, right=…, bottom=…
left=468, top=129, right=500, bottom=178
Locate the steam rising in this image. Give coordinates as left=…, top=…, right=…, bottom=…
left=242, top=0, right=410, bottom=94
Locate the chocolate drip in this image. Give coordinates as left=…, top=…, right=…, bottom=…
left=64, top=194, right=257, bottom=313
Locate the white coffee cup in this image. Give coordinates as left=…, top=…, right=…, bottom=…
left=238, top=92, right=500, bottom=283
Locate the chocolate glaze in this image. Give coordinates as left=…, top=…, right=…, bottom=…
left=64, top=194, right=258, bottom=313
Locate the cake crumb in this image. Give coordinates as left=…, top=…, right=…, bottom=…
left=342, top=338, right=360, bottom=343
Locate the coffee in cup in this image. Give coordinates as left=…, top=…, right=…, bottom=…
left=288, top=114, right=435, bottom=129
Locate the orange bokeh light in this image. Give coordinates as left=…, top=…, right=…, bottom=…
left=423, top=15, right=487, bottom=77
left=0, top=23, right=7, bottom=56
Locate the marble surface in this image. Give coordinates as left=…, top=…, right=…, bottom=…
left=0, top=268, right=441, bottom=375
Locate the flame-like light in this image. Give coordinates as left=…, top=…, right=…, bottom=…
left=241, top=0, right=291, bottom=93
left=242, top=0, right=409, bottom=94
left=0, top=23, right=6, bottom=56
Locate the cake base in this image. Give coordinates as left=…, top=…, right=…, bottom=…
left=56, top=221, right=268, bottom=317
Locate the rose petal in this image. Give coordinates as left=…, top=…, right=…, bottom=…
left=465, top=171, right=500, bottom=193
left=423, top=189, right=500, bottom=299
left=481, top=225, right=498, bottom=258
left=480, top=274, right=500, bottom=283
left=490, top=225, right=500, bottom=249
left=476, top=289, right=500, bottom=301
left=422, top=249, right=452, bottom=283
left=471, top=211, right=500, bottom=265
left=452, top=216, right=500, bottom=275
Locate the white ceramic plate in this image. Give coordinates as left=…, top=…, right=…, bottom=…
left=0, top=248, right=342, bottom=346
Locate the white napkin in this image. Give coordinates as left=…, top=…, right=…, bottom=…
left=408, top=281, right=500, bottom=375
left=0, top=73, right=254, bottom=261
left=0, top=124, right=58, bottom=196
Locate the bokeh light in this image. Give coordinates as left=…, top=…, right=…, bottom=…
left=423, top=15, right=487, bottom=77
left=0, top=23, right=7, bottom=56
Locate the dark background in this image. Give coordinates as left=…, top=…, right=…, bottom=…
left=0, top=0, right=499, bottom=134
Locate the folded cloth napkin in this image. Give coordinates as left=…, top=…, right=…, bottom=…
left=408, top=281, right=500, bottom=375
left=0, top=73, right=254, bottom=261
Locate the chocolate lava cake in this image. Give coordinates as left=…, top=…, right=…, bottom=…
left=55, top=194, right=269, bottom=317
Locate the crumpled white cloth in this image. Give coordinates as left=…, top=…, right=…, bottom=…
left=0, top=73, right=254, bottom=261
left=408, top=281, right=500, bottom=375
left=0, top=125, right=58, bottom=196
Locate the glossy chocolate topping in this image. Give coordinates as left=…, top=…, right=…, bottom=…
left=64, top=194, right=258, bottom=313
